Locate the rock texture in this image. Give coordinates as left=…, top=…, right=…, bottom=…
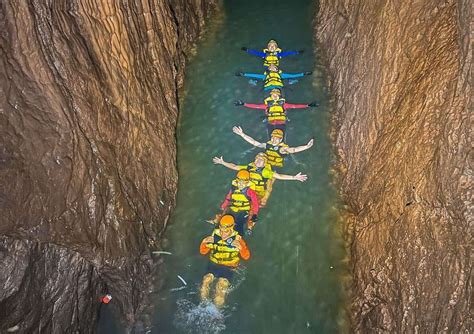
left=316, top=0, right=472, bottom=332
left=0, top=0, right=216, bottom=332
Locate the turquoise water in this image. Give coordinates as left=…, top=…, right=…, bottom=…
left=152, top=0, right=346, bottom=333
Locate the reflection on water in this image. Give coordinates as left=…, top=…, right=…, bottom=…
left=154, top=0, right=347, bottom=333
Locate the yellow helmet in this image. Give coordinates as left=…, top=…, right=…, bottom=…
left=219, top=214, right=235, bottom=227
left=271, top=129, right=284, bottom=138
left=270, top=88, right=281, bottom=96
left=236, top=170, right=250, bottom=180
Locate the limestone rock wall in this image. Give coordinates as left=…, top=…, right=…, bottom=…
left=316, top=0, right=472, bottom=332
left=0, top=0, right=216, bottom=332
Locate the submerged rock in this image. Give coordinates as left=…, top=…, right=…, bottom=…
left=316, top=0, right=471, bottom=332
left=0, top=0, right=217, bottom=332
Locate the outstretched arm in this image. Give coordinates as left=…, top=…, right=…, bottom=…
left=234, top=100, right=267, bottom=109
left=281, top=71, right=311, bottom=79
left=283, top=139, right=315, bottom=154
left=213, top=156, right=240, bottom=171
left=233, top=126, right=265, bottom=148
left=242, top=72, right=266, bottom=80
left=244, top=103, right=267, bottom=110
left=278, top=50, right=302, bottom=57
left=241, top=47, right=266, bottom=58
left=284, top=102, right=310, bottom=109
left=273, top=172, right=308, bottom=182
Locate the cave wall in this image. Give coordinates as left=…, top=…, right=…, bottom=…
left=316, top=0, right=472, bottom=332
left=0, top=0, right=217, bottom=332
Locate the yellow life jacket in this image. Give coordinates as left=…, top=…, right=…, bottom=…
left=262, top=48, right=282, bottom=67
left=265, top=141, right=289, bottom=167
left=264, top=70, right=284, bottom=89
left=264, top=97, right=287, bottom=123
left=209, top=229, right=240, bottom=267
left=229, top=180, right=251, bottom=212
left=246, top=163, right=269, bottom=195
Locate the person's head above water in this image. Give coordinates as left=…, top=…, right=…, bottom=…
left=267, top=39, right=278, bottom=52
left=268, top=64, right=279, bottom=72
left=270, top=129, right=284, bottom=144
left=218, top=214, right=235, bottom=234
left=254, top=152, right=268, bottom=168
left=235, top=170, right=250, bottom=189
left=270, top=88, right=281, bottom=100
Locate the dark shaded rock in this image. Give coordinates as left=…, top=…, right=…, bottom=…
left=0, top=0, right=217, bottom=332
left=316, top=0, right=472, bottom=332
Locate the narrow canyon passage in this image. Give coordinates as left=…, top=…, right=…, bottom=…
left=153, top=0, right=346, bottom=333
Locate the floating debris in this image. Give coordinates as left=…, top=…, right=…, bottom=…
left=177, top=275, right=187, bottom=286
left=152, top=251, right=172, bottom=255
left=101, top=294, right=112, bottom=304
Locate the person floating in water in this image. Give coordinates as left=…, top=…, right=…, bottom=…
left=218, top=170, right=259, bottom=235
left=241, top=39, right=303, bottom=67
left=213, top=152, right=307, bottom=207
left=199, top=214, right=250, bottom=308
left=233, top=127, right=314, bottom=169
left=234, top=88, right=319, bottom=135
left=236, top=64, right=312, bottom=91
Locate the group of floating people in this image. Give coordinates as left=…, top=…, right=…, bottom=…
left=198, top=39, right=317, bottom=307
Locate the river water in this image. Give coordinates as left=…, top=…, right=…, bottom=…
left=150, top=0, right=347, bottom=333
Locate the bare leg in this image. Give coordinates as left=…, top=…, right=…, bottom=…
left=260, top=178, right=275, bottom=206
left=214, top=278, right=230, bottom=308
left=200, top=273, right=215, bottom=301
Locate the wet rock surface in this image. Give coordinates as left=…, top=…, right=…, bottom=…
left=0, top=0, right=216, bottom=332
left=316, top=0, right=472, bottom=332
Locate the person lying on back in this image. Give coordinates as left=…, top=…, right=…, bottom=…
left=236, top=64, right=312, bottom=91
left=241, top=39, right=303, bottom=67
left=234, top=88, right=319, bottom=134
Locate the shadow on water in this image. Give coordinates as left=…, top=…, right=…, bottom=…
left=100, top=0, right=348, bottom=333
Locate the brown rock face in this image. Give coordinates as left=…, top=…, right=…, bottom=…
left=0, top=0, right=216, bottom=332
left=316, top=0, right=472, bottom=332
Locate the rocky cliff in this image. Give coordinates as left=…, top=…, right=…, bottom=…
left=316, top=0, right=472, bottom=332
left=0, top=1, right=217, bottom=332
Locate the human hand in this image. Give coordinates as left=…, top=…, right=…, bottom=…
left=234, top=100, right=244, bottom=106
left=232, top=126, right=244, bottom=136
left=307, top=139, right=314, bottom=148
left=304, top=71, right=313, bottom=76
left=206, top=213, right=222, bottom=225
left=298, top=49, right=305, bottom=54
left=231, top=239, right=241, bottom=248
left=235, top=71, right=244, bottom=76
left=213, top=156, right=224, bottom=165
left=308, top=101, right=319, bottom=107
left=241, top=47, right=248, bottom=51
left=294, top=172, right=308, bottom=182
